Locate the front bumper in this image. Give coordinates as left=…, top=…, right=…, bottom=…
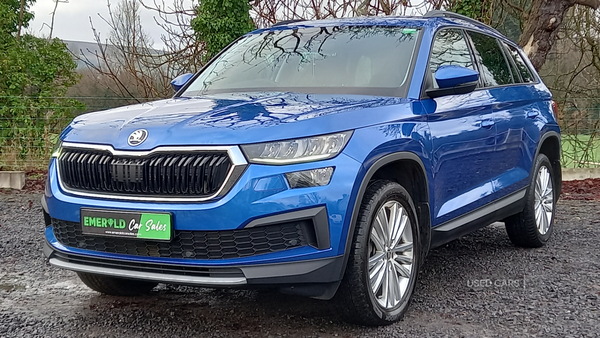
left=43, top=152, right=361, bottom=297
left=43, top=240, right=344, bottom=298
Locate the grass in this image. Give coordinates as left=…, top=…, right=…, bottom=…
left=561, top=134, right=600, bottom=168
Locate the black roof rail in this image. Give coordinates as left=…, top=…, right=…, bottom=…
left=424, top=10, right=500, bottom=34
left=272, top=19, right=305, bottom=27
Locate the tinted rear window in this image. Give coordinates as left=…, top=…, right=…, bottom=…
left=505, top=44, right=535, bottom=83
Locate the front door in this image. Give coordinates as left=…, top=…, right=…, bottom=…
left=423, top=28, right=498, bottom=226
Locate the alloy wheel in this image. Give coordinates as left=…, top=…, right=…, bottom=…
left=534, top=166, right=554, bottom=235
left=368, top=200, right=414, bottom=309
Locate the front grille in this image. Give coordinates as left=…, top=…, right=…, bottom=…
left=58, top=148, right=232, bottom=197
left=52, top=218, right=309, bottom=260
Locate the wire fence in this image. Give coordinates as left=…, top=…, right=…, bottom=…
left=0, top=96, right=158, bottom=170
left=559, top=98, right=600, bottom=168
left=0, top=96, right=599, bottom=170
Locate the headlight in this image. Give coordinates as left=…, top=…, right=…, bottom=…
left=51, top=141, right=63, bottom=158
left=241, top=131, right=353, bottom=165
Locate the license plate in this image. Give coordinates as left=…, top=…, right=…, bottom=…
left=80, top=208, right=172, bottom=241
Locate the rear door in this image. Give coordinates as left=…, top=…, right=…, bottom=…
left=465, top=31, right=543, bottom=199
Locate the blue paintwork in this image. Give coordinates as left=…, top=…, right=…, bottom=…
left=44, top=15, right=560, bottom=275
left=434, top=66, right=479, bottom=89
left=62, top=93, right=411, bottom=149
left=170, top=73, right=194, bottom=92
left=423, top=88, right=498, bottom=224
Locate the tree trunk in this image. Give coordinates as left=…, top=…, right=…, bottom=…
left=17, top=0, right=25, bottom=40
left=518, top=0, right=600, bottom=71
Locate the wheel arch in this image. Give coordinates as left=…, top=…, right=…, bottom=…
left=339, top=152, right=432, bottom=280
left=534, top=131, right=562, bottom=199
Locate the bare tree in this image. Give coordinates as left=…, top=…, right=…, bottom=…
left=140, top=0, right=205, bottom=73
left=251, top=0, right=419, bottom=27
left=518, top=0, right=600, bottom=70
left=77, top=0, right=600, bottom=97
left=17, top=0, right=26, bottom=39
left=539, top=6, right=600, bottom=167
left=78, top=0, right=199, bottom=101
left=251, top=0, right=600, bottom=71
left=48, top=0, right=69, bottom=39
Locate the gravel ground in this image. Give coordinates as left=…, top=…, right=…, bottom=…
left=1, top=193, right=599, bottom=338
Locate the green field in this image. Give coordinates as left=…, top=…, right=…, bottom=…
left=561, top=134, right=600, bottom=168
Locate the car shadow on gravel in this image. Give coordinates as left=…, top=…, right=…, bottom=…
left=77, top=284, right=352, bottom=336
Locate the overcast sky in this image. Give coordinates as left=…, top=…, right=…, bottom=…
left=28, top=0, right=193, bottom=49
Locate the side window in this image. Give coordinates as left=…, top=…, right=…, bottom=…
left=500, top=42, right=523, bottom=83
left=466, top=31, right=513, bottom=87
left=505, top=44, right=535, bottom=83
left=428, top=29, right=474, bottom=88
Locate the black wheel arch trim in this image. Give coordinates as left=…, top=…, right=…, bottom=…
left=533, top=130, right=562, bottom=199
left=338, top=151, right=432, bottom=281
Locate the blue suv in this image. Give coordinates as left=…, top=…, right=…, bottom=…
left=43, top=11, right=561, bottom=326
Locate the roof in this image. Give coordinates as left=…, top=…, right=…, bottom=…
left=253, top=11, right=502, bottom=40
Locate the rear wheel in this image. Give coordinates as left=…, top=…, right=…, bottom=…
left=77, top=272, right=158, bottom=296
left=337, top=180, right=420, bottom=326
left=505, top=154, right=556, bottom=247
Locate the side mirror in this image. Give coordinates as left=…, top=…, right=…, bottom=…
left=170, top=73, right=194, bottom=92
left=426, top=65, right=479, bottom=98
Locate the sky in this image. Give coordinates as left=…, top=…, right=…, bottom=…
left=28, top=0, right=193, bottom=49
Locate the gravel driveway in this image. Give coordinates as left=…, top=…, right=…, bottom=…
left=1, top=193, right=598, bottom=337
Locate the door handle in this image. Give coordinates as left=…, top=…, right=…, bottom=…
left=527, top=111, right=539, bottom=118
left=481, top=119, right=495, bottom=129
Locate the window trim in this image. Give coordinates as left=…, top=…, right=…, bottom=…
left=461, top=28, right=486, bottom=89
left=504, top=42, right=538, bottom=84
left=498, top=39, right=517, bottom=84
left=462, top=28, right=540, bottom=89
left=499, top=41, right=524, bottom=83
left=419, top=26, right=541, bottom=99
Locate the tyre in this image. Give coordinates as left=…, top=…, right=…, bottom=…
left=77, top=272, right=158, bottom=296
left=337, top=180, right=420, bottom=326
left=505, top=154, right=556, bottom=248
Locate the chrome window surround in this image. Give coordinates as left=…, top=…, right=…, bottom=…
left=56, top=142, right=248, bottom=202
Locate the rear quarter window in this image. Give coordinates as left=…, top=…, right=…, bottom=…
left=505, top=44, right=536, bottom=83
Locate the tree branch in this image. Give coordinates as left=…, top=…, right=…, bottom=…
left=573, top=0, right=600, bottom=10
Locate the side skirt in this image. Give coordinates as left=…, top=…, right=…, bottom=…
left=430, top=189, right=526, bottom=248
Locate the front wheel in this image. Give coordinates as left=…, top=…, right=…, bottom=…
left=337, top=180, right=420, bottom=326
left=505, top=154, right=556, bottom=247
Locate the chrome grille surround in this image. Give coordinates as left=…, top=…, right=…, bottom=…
left=55, top=142, right=248, bottom=202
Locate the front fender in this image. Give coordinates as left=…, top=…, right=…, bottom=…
left=336, top=120, right=433, bottom=280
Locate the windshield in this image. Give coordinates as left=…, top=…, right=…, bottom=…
left=181, top=26, right=420, bottom=97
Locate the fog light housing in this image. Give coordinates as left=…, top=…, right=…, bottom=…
left=285, top=167, right=334, bottom=189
